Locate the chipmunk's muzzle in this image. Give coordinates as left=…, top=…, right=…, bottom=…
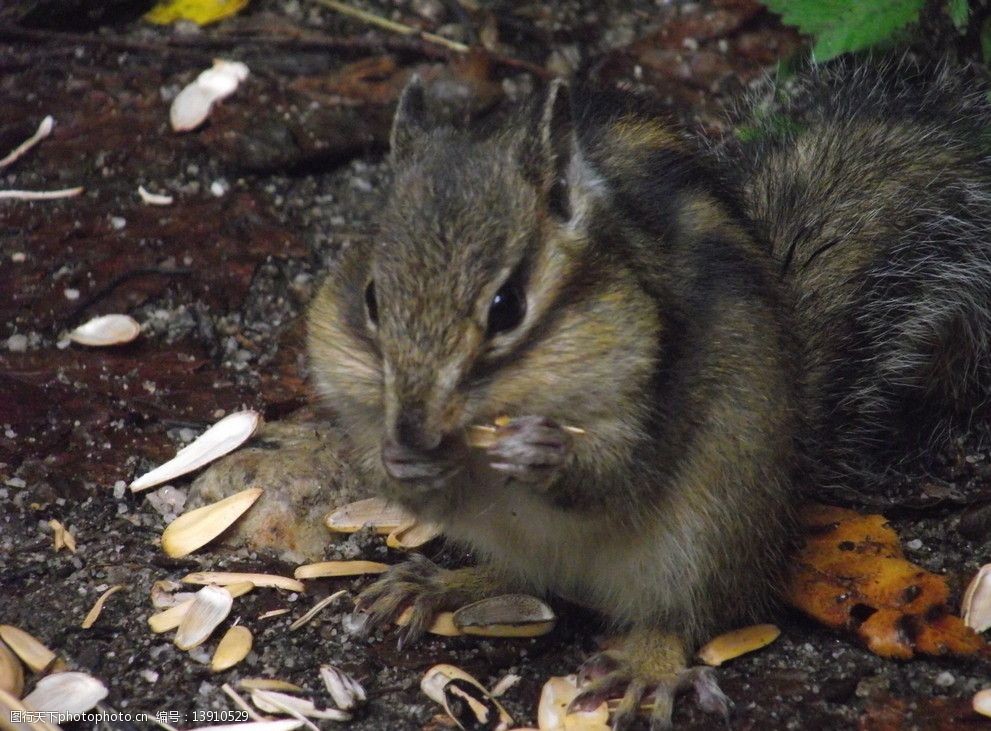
left=380, top=437, right=465, bottom=486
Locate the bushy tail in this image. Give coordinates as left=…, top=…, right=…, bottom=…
left=728, top=57, right=991, bottom=494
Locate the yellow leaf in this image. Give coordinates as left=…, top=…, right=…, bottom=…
left=145, top=0, right=249, bottom=26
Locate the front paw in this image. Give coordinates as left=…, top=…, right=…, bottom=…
left=486, top=415, right=573, bottom=485
left=353, top=554, right=454, bottom=648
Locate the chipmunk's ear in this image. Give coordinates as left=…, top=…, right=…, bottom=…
left=390, top=75, right=428, bottom=161
left=525, top=78, right=601, bottom=224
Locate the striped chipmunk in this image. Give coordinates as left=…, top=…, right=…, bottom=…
left=307, top=59, right=991, bottom=728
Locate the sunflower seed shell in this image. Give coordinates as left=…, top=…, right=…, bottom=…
left=22, top=672, right=108, bottom=715
left=174, top=585, right=233, bottom=651
left=130, top=410, right=261, bottom=492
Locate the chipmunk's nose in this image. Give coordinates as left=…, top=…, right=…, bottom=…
left=393, top=407, right=443, bottom=452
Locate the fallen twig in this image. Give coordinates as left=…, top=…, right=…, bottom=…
left=0, top=22, right=551, bottom=79
left=311, top=0, right=551, bottom=78
left=313, top=0, right=469, bottom=52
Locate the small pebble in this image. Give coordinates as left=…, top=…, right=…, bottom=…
left=936, top=671, right=955, bottom=688
left=905, top=539, right=923, bottom=550
left=6, top=334, right=28, bottom=352
left=64, top=288, right=80, bottom=300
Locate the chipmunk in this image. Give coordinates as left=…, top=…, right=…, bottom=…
left=307, top=58, right=991, bottom=729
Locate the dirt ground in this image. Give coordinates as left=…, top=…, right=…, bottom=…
left=2, top=1, right=991, bottom=729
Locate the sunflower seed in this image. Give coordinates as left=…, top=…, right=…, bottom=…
left=239, top=679, right=305, bottom=693
left=67, top=314, right=140, bottom=347
left=975, top=688, right=991, bottom=718
left=0, top=687, right=60, bottom=731
left=0, top=641, right=24, bottom=697
left=420, top=664, right=512, bottom=730
left=0, top=626, right=57, bottom=674
left=396, top=608, right=461, bottom=637
left=385, top=520, right=441, bottom=550
left=183, top=572, right=303, bottom=593
left=452, top=595, right=556, bottom=638
left=697, top=623, right=781, bottom=667
left=160, top=487, right=263, bottom=558
left=537, top=675, right=608, bottom=731
left=324, top=498, right=412, bottom=534
left=294, top=561, right=389, bottom=580
left=211, top=626, right=253, bottom=672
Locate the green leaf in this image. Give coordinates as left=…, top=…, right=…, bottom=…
left=762, top=0, right=927, bottom=60
left=948, top=0, right=969, bottom=31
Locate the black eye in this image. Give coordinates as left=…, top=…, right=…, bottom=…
left=486, top=282, right=526, bottom=336
left=365, top=280, right=378, bottom=325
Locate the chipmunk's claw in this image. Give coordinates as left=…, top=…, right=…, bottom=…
left=569, top=633, right=733, bottom=730
left=352, top=554, right=455, bottom=647
left=487, top=415, right=572, bottom=485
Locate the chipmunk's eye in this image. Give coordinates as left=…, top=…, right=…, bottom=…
left=486, top=281, right=526, bottom=336
left=365, top=280, right=378, bottom=325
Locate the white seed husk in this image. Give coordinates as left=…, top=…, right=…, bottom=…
left=170, top=60, right=249, bottom=132
left=211, top=626, right=253, bottom=672
left=0, top=641, right=24, bottom=697
left=67, top=314, right=141, bottom=347
left=420, top=664, right=512, bottom=730
left=289, top=591, right=347, bottom=631
left=130, top=410, right=261, bottom=492
left=220, top=682, right=266, bottom=722
left=452, top=595, right=556, bottom=638
left=324, top=498, right=413, bottom=534
left=250, top=689, right=350, bottom=721
left=149, top=581, right=253, bottom=633
left=174, top=585, right=233, bottom=651
left=160, top=486, right=263, bottom=558
left=975, top=688, right=991, bottom=718
left=0, top=115, right=54, bottom=170
left=0, top=626, right=57, bottom=674
left=138, top=185, right=173, bottom=206
left=489, top=674, right=521, bottom=698
left=962, top=563, right=991, bottom=633
left=0, top=687, right=61, bottom=731
left=319, top=665, right=366, bottom=710
left=81, top=585, right=123, bottom=629
left=23, top=672, right=108, bottom=715
left=150, top=579, right=189, bottom=608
